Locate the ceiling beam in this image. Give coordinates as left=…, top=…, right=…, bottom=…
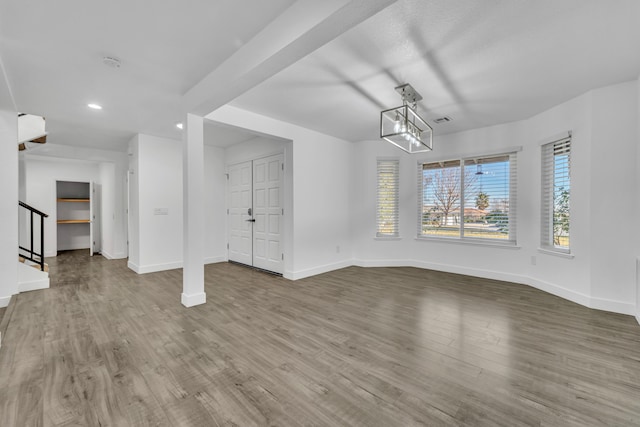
left=182, top=0, right=397, bottom=116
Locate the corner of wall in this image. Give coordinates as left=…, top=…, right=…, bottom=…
left=0, top=295, right=11, bottom=308
left=636, top=75, right=640, bottom=324
left=127, top=260, right=140, bottom=274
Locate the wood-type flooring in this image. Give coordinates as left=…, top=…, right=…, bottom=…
left=0, top=250, right=639, bottom=426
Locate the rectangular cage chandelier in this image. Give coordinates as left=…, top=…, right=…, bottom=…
left=380, top=83, right=433, bottom=153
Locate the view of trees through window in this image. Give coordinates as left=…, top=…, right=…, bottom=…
left=541, top=138, right=570, bottom=251
left=420, top=155, right=513, bottom=240
left=553, top=150, right=570, bottom=248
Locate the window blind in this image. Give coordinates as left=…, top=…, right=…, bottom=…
left=462, top=153, right=517, bottom=241
left=541, top=136, right=571, bottom=250
left=419, top=160, right=461, bottom=237
left=418, top=152, right=517, bottom=242
left=376, top=159, right=399, bottom=237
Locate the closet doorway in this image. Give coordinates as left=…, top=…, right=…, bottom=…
left=227, top=153, right=283, bottom=274
left=56, top=180, right=100, bottom=256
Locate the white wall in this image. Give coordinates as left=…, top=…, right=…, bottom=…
left=20, top=142, right=128, bottom=260
left=127, top=134, right=228, bottom=273
left=100, top=163, right=115, bottom=258
left=127, top=135, right=140, bottom=268
left=589, top=81, right=637, bottom=312
left=351, top=80, right=639, bottom=316
left=637, top=74, right=640, bottom=325
left=225, top=136, right=287, bottom=165
left=0, top=108, right=18, bottom=307
left=204, top=144, right=227, bottom=263
left=24, top=157, right=99, bottom=256
left=128, top=134, right=184, bottom=273
left=206, top=106, right=352, bottom=279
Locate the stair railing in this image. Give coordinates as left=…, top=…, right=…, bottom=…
left=18, top=201, right=48, bottom=271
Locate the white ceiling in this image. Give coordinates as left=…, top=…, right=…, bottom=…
left=2, top=0, right=640, bottom=151
left=232, top=0, right=640, bottom=140
left=0, top=0, right=295, bottom=150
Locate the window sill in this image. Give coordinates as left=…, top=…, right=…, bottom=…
left=537, top=247, right=574, bottom=259
left=415, top=236, right=520, bottom=249
left=374, top=236, right=402, bottom=241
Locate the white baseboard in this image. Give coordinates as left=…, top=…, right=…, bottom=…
left=19, top=278, right=50, bottom=293
left=589, top=296, right=636, bottom=316
left=128, top=256, right=225, bottom=274
left=354, top=258, right=528, bottom=285
left=127, top=260, right=140, bottom=273
left=58, top=244, right=90, bottom=251
left=126, top=254, right=227, bottom=274
left=205, top=256, right=227, bottom=265
left=181, top=292, right=206, bottom=307
left=0, top=296, right=10, bottom=308
left=526, top=276, right=591, bottom=308
left=352, top=258, right=410, bottom=268
left=101, top=250, right=127, bottom=260
left=636, top=313, right=640, bottom=326
left=352, top=258, right=636, bottom=317
left=128, top=260, right=182, bottom=274
left=288, top=259, right=353, bottom=281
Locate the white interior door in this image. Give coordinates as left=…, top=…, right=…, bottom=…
left=227, top=154, right=283, bottom=274
left=252, top=154, right=283, bottom=273
left=228, top=161, right=253, bottom=265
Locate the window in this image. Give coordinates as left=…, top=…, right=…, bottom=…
left=541, top=136, right=571, bottom=251
left=376, top=159, right=399, bottom=237
left=419, top=152, right=517, bottom=243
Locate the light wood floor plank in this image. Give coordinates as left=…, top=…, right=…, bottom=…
left=1, top=250, right=639, bottom=426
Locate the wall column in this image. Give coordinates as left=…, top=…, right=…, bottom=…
left=636, top=75, right=640, bottom=325
left=182, top=113, right=206, bottom=307
left=0, top=110, right=18, bottom=308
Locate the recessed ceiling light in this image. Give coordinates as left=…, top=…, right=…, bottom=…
left=176, top=123, right=184, bottom=130
left=87, top=103, right=102, bottom=110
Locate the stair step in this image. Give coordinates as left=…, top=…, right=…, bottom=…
left=19, top=256, right=48, bottom=272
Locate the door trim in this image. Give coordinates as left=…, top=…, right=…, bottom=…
left=226, top=152, right=285, bottom=275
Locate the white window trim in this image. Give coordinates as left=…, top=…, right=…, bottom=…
left=417, top=150, right=519, bottom=245
left=537, top=247, right=574, bottom=259
left=416, top=235, right=521, bottom=249
left=415, top=146, right=522, bottom=166
left=540, top=132, right=571, bottom=254
left=376, top=157, right=400, bottom=238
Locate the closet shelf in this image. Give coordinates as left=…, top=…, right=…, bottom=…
left=57, top=198, right=90, bottom=202
left=57, top=219, right=90, bottom=224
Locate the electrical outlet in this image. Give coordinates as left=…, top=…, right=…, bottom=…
left=336, top=245, right=340, bottom=254
left=531, top=256, right=537, bottom=266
